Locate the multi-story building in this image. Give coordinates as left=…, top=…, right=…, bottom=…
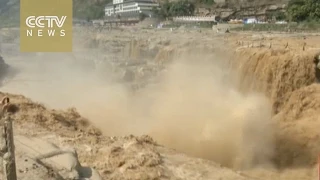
left=105, top=0, right=159, bottom=18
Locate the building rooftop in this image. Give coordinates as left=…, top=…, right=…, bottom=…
left=105, top=0, right=157, bottom=7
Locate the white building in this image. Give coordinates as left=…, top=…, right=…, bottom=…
left=105, top=0, right=159, bottom=18
left=244, top=18, right=257, bottom=24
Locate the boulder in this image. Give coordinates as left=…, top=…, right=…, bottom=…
left=14, top=136, right=102, bottom=180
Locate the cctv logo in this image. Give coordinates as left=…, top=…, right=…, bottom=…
left=25, top=16, right=67, bottom=37
left=26, top=16, right=66, bottom=28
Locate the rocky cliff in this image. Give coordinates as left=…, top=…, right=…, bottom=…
left=196, top=0, right=290, bottom=21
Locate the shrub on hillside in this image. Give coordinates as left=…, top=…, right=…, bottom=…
left=287, top=0, right=320, bottom=22
left=152, top=0, right=195, bottom=20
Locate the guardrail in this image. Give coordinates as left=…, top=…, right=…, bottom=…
left=92, top=18, right=140, bottom=25
left=173, top=16, right=216, bottom=22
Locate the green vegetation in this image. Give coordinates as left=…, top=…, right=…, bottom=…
left=232, top=0, right=320, bottom=32
left=266, top=11, right=286, bottom=21
left=197, top=0, right=215, bottom=6
left=139, top=13, right=148, bottom=21
left=73, top=0, right=111, bottom=21
left=152, top=0, right=195, bottom=20
left=286, top=0, right=320, bottom=22
left=1, top=0, right=320, bottom=30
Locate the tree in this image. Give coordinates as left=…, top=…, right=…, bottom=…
left=287, top=0, right=320, bottom=22
left=73, top=0, right=112, bottom=20
left=198, top=0, right=215, bottom=6
left=139, top=13, right=148, bottom=21
left=152, top=0, right=195, bottom=20
left=266, top=11, right=286, bottom=21
left=152, top=0, right=173, bottom=19
left=169, top=0, right=195, bottom=16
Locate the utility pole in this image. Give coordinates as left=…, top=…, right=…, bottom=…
left=2, top=114, right=17, bottom=180
left=0, top=96, right=17, bottom=180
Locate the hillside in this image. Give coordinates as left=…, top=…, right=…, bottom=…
left=0, top=0, right=291, bottom=27
left=0, top=0, right=20, bottom=28
left=223, top=0, right=288, bottom=8
left=196, top=0, right=290, bottom=20
left=0, top=0, right=110, bottom=28
left=73, top=0, right=111, bottom=21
